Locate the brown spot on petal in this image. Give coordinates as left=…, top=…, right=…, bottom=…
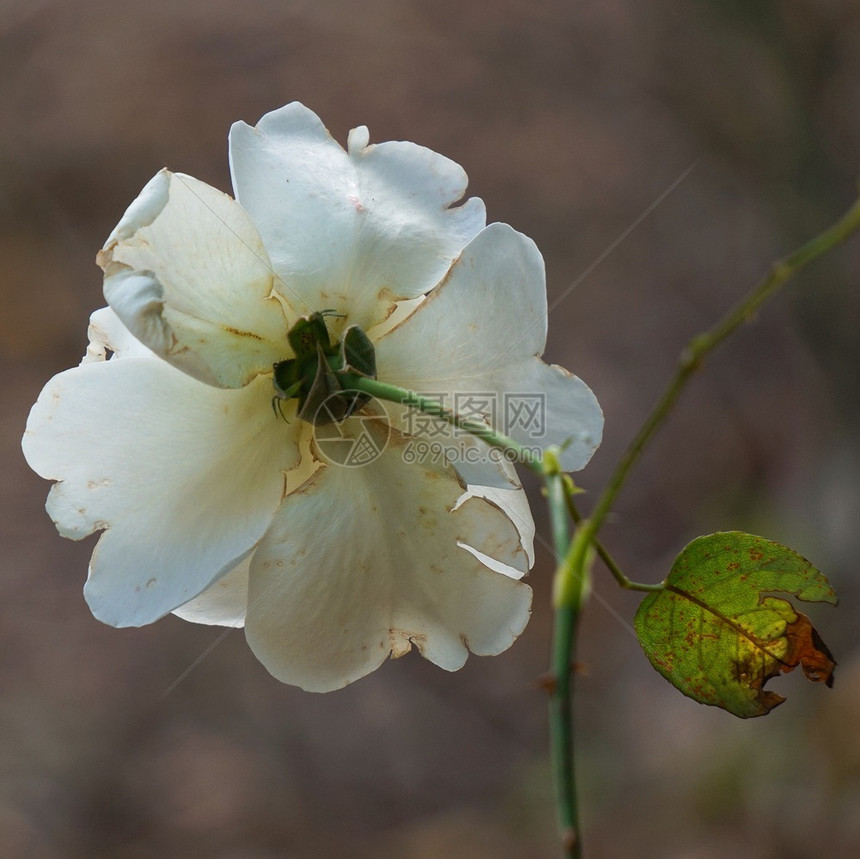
left=223, top=325, right=264, bottom=340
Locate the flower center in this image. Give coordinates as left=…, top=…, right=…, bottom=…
left=272, top=310, right=376, bottom=426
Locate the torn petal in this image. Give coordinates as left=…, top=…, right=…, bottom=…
left=82, top=306, right=155, bottom=364
left=245, top=422, right=531, bottom=692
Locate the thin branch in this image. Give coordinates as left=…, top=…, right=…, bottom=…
left=587, top=193, right=860, bottom=540
left=336, top=375, right=544, bottom=473
left=543, top=451, right=582, bottom=857
left=565, top=492, right=662, bottom=592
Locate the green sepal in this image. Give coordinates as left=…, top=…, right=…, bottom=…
left=298, top=342, right=349, bottom=425
left=339, top=325, right=376, bottom=378
left=272, top=357, right=303, bottom=400
left=273, top=312, right=378, bottom=425
left=287, top=311, right=338, bottom=364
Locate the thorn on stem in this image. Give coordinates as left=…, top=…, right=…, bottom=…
left=537, top=672, right=557, bottom=695
left=680, top=344, right=703, bottom=372
left=537, top=662, right=589, bottom=694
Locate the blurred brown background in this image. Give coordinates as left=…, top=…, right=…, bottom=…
left=2, top=1, right=859, bottom=857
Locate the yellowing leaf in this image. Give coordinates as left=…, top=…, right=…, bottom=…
left=634, top=532, right=837, bottom=718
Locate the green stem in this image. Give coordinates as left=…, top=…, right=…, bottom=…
left=338, top=195, right=860, bottom=859
left=549, top=604, right=580, bottom=858
left=544, top=451, right=570, bottom=559
left=343, top=377, right=588, bottom=854
left=547, top=520, right=594, bottom=858
left=587, top=193, right=860, bottom=540
left=543, top=451, right=581, bottom=857
left=544, top=196, right=860, bottom=856
left=547, top=514, right=594, bottom=857
left=565, top=493, right=662, bottom=592
left=337, top=374, right=544, bottom=473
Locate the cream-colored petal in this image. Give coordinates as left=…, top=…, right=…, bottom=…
left=372, top=396, right=520, bottom=490
left=22, top=357, right=299, bottom=626
left=82, top=306, right=156, bottom=363
left=100, top=170, right=292, bottom=388
left=172, top=552, right=251, bottom=627
left=459, top=457, right=536, bottom=575
left=228, top=103, right=486, bottom=330
left=170, top=420, right=328, bottom=630
left=245, top=422, right=532, bottom=692
left=375, top=223, right=603, bottom=472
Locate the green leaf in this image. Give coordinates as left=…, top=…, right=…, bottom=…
left=634, top=532, right=837, bottom=718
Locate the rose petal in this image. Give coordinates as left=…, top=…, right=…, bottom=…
left=22, top=357, right=299, bottom=626
left=375, top=223, right=603, bottom=471
left=100, top=170, right=292, bottom=388
left=371, top=397, right=520, bottom=489
left=82, top=306, right=156, bottom=363
left=245, top=422, right=531, bottom=691
left=228, top=102, right=486, bottom=330
left=170, top=420, right=326, bottom=629
left=459, top=457, right=536, bottom=574
left=172, top=552, right=251, bottom=627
